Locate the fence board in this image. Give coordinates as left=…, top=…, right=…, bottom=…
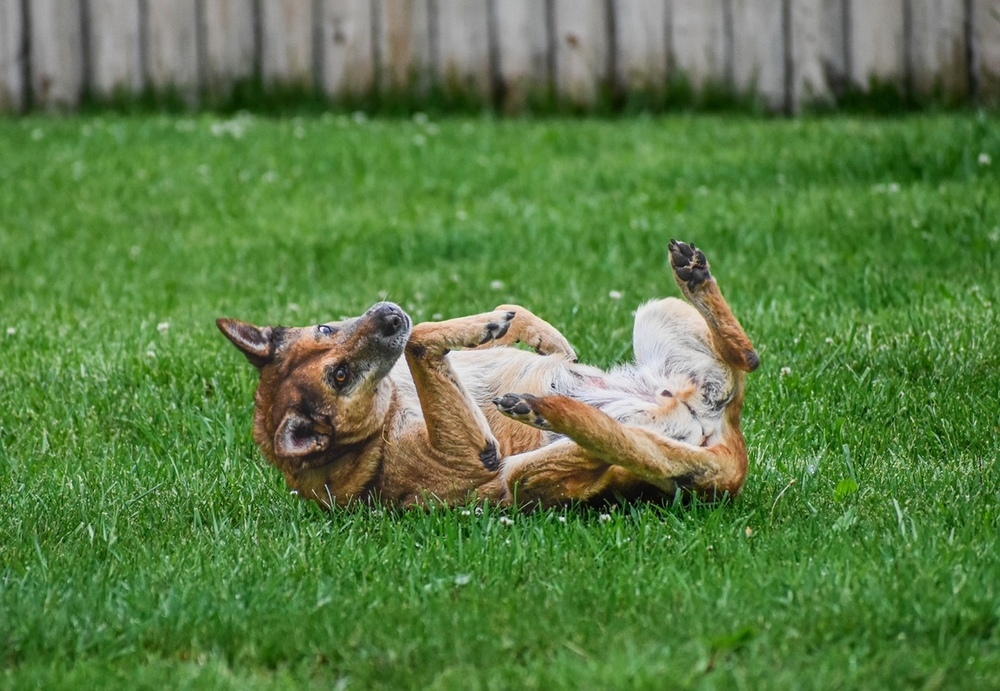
left=146, top=0, right=200, bottom=101
left=973, top=0, right=1000, bottom=105
left=731, top=0, right=784, bottom=109
left=671, top=0, right=727, bottom=91
left=260, top=0, right=314, bottom=87
left=201, top=0, right=257, bottom=99
left=788, top=0, right=841, bottom=110
left=376, top=0, right=431, bottom=95
left=0, top=0, right=24, bottom=111
left=87, top=0, right=142, bottom=97
left=848, top=0, right=905, bottom=88
left=552, top=0, right=609, bottom=106
left=435, top=0, right=490, bottom=101
left=613, top=0, right=668, bottom=93
left=318, top=0, right=374, bottom=98
left=493, top=0, right=548, bottom=111
left=28, top=0, right=84, bottom=109
left=908, top=0, right=968, bottom=99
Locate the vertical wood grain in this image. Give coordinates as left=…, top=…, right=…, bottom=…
left=493, top=0, right=549, bottom=111
left=552, top=0, right=610, bottom=107
left=29, top=0, right=85, bottom=109
left=0, top=0, right=25, bottom=111
left=201, top=0, right=257, bottom=99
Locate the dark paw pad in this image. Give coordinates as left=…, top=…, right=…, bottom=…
left=493, top=393, right=550, bottom=430
left=669, top=239, right=711, bottom=290
left=478, top=312, right=515, bottom=344
left=479, top=442, right=500, bottom=472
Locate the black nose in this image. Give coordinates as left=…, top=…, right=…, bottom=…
left=371, top=302, right=407, bottom=337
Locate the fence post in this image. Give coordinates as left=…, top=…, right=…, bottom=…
left=145, top=0, right=201, bottom=105
left=260, top=0, right=314, bottom=90
left=317, top=0, right=374, bottom=102
left=671, top=0, right=727, bottom=96
left=28, top=0, right=85, bottom=110
left=731, top=0, right=785, bottom=110
left=613, top=0, right=668, bottom=101
left=972, top=0, right=1000, bottom=105
left=0, top=0, right=26, bottom=111
left=492, top=0, right=549, bottom=112
left=87, top=0, right=143, bottom=99
left=848, top=0, right=906, bottom=90
left=376, top=0, right=431, bottom=100
left=552, top=0, right=611, bottom=107
left=201, top=0, right=257, bottom=102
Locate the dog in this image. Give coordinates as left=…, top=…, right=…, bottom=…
left=217, top=240, right=759, bottom=508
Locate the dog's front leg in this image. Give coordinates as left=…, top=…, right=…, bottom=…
left=404, top=311, right=517, bottom=467
left=470, top=304, right=577, bottom=360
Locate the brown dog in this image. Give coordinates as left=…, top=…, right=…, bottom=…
left=218, top=240, right=758, bottom=508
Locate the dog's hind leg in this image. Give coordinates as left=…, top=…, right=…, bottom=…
left=404, top=311, right=518, bottom=466
left=495, top=393, right=748, bottom=500
left=669, top=240, right=759, bottom=373
left=500, top=440, right=649, bottom=507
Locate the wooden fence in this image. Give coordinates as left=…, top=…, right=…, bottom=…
left=1, top=0, right=999, bottom=113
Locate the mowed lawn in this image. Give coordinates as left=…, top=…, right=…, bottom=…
left=1, top=112, right=998, bottom=689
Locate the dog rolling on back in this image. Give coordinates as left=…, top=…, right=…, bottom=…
left=218, top=240, right=758, bottom=508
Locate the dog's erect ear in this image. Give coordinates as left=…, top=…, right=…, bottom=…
left=274, top=411, right=330, bottom=458
left=216, top=318, right=276, bottom=368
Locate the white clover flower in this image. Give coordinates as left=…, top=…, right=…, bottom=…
left=599, top=513, right=611, bottom=522
left=490, top=280, right=505, bottom=291
left=157, top=322, right=170, bottom=334
left=979, top=153, right=992, bottom=166
left=498, top=516, right=514, bottom=526
left=780, top=366, right=792, bottom=376
left=6, top=327, right=16, bottom=336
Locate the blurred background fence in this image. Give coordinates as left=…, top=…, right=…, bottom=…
left=1, top=0, right=999, bottom=114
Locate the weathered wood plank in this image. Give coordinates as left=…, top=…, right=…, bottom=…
left=493, top=0, right=549, bottom=112
left=318, top=0, right=374, bottom=99
left=848, top=0, right=906, bottom=88
left=731, top=0, right=785, bottom=110
left=435, top=0, right=491, bottom=102
left=972, top=0, right=1000, bottom=105
left=908, top=0, right=968, bottom=100
left=0, top=0, right=25, bottom=111
left=670, top=0, right=727, bottom=91
left=146, top=0, right=200, bottom=101
left=28, top=0, right=85, bottom=110
left=260, top=0, right=314, bottom=88
left=552, top=0, right=610, bottom=107
left=376, top=0, right=431, bottom=96
left=788, top=0, right=841, bottom=110
left=201, top=0, right=257, bottom=99
left=613, top=0, right=668, bottom=94
left=87, top=0, right=142, bottom=97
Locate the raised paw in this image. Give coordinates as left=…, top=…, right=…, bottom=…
left=476, top=310, right=515, bottom=346
left=493, top=393, right=552, bottom=430
left=669, top=239, right=712, bottom=291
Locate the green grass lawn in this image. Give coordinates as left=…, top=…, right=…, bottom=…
left=1, top=112, right=998, bottom=689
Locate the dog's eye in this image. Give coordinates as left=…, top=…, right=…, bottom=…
left=318, top=324, right=333, bottom=335
left=331, top=365, right=349, bottom=387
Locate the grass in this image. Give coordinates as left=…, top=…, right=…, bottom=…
left=1, top=112, right=998, bottom=689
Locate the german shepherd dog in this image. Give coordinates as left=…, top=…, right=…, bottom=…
left=217, top=241, right=759, bottom=508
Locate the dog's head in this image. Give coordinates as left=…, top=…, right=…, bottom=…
left=217, top=302, right=412, bottom=477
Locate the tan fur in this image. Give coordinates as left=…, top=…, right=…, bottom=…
left=218, top=240, right=758, bottom=508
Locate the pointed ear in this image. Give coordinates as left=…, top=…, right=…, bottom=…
left=274, top=411, right=330, bottom=458
left=216, top=318, right=276, bottom=368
